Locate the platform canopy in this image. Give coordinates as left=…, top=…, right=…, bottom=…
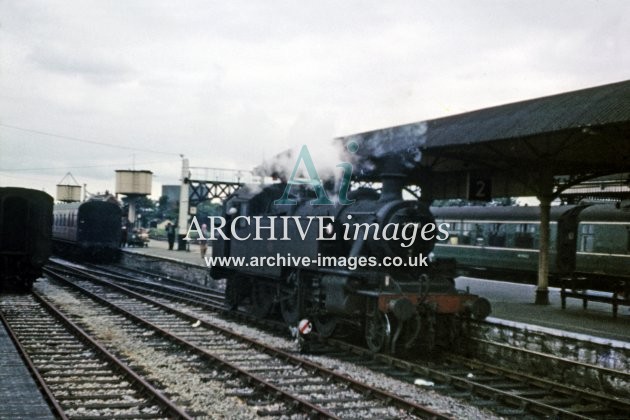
left=338, top=79, right=630, bottom=200
left=337, top=80, right=630, bottom=305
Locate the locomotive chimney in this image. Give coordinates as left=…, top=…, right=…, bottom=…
left=378, top=155, right=406, bottom=201
left=380, top=173, right=405, bottom=201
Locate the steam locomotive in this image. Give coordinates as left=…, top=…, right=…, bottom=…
left=0, top=187, right=53, bottom=291
left=52, top=200, right=122, bottom=262
left=210, top=175, right=490, bottom=354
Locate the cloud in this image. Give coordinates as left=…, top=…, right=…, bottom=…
left=1, top=0, right=629, bottom=198
left=28, top=44, right=136, bottom=85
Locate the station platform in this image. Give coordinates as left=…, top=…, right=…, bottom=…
left=123, top=240, right=630, bottom=345
left=121, top=238, right=207, bottom=266
left=0, top=315, right=55, bottom=419
left=457, top=277, right=630, bottom=344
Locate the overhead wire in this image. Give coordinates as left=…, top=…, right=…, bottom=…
left=0, top=160, right=180, bottom=172
left=0, top=123, right=182, bottom=157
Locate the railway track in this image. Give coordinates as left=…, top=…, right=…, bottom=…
left=63, top=261, right=630, bottom=419
left=321, top=339, right=630, bottom=419
left=0, top=293, right=190, bottom=419
left=42, top=262, right=449, bottom=419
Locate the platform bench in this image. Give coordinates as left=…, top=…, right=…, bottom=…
left=560, top=287, right=630, bottom=318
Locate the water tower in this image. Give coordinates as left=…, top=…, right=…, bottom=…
left=115, top=170, right=153, bottom=226
left=56, top=172, right=82, bottom=202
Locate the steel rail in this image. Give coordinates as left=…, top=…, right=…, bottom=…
left=326, top=338, right=628, bottom=419
left=45, top=263, right=451, bottom=420
left=467, top=336, right=630, bottom=382
left=31, top=291, right=193, bottom=420
left=45, top=266, right=342, bottom=419
left=89, top=262, right=221, bottom=297
left=55, top=261, right=630, bottom=418
left=445, top=352, right=630, bottom=414
left=80, top=263, right=225, bottom=305
left=0, top=310, right=68, bottom=420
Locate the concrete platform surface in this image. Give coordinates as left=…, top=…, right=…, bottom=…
left=457, top=277, right=630, bottom=344
left=122, top=238, right=207, bottom=267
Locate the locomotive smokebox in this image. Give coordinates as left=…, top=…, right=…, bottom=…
left=388, top=298, right=416, bottom=321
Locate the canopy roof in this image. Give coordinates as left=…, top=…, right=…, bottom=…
left=338, top=80, right=630, bottom=198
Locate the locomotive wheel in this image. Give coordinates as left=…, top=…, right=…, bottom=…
left=390, top=313, right=422, bottom=355
left=365, top=311, right=391, bottom=353
left=313, top=315, right=337, bottom=338
left=250, top=282, right=275, bottom=318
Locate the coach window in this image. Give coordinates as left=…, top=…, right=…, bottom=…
left=592, top=224, right=627, bottom=254
left=579, top=224, right=595, bottom=252
left=460, top=223, right=474, bottom=245
left=488, top=223, right=506, bottom=247
left=475, top=223, right=488, bottom=246
left=451, top=221, right=462, bottom=244
left=441, top=221, right=459, bottom=244
left=514, top=223, right=536, bottom=249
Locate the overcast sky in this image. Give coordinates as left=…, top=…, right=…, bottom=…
left=1, top=0, right=629, bottom=199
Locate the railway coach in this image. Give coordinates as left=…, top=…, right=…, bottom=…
left=0, top=187, right=53, bottom=291
left=53, top=200, right=121, bottom=262
left=432, top=203, right=630, bottom=295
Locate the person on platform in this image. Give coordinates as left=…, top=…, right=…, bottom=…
left=120, top=220, right=129, bottom=247
left=199, top=223, right=209, bottom=258
left=166, top=222, right=176, bottom=250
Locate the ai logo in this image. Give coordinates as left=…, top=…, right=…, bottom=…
left=274, top=142, right=359, bottom=206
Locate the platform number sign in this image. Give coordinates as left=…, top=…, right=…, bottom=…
left=468, top=177, right=492, bottom=201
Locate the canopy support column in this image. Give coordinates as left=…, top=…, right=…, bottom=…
left=535, top=170, right=554, bottom=305
left=535, top=194, right=552, bottom=305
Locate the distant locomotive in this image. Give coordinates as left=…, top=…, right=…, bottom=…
left=0, top=187, right=53, bottom=291
left=432, top=203, right=630, bottom=294
left=210, top=175, right=490, bottom=354
left=52, top=200, right=122, bottom=262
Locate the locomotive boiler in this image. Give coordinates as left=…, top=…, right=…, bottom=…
left=210, top=174, right=490, bottom=354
